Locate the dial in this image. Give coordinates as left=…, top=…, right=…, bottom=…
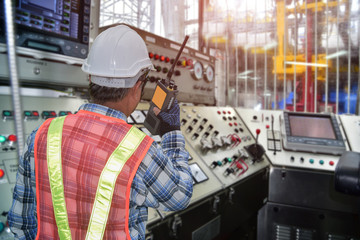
left=191, top=61, right=203, bottom=80
left=204, top=65, right=214, bottom=82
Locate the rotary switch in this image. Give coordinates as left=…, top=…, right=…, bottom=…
left=220, top=135, right=232, bottom=147
left=211, top=137, right=222, bottom=148
left=200, top=138, right=213, bottom=152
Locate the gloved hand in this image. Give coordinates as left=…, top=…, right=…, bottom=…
left=157, top=100, right=180, bottom=136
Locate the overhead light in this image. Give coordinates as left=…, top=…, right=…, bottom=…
left=238, top=70, right=253, bottom=76
left=285, top=61, right=328, bottom=67
left=325, top=50, right=348, bottom=59
left=263, top=42, right=278, bottom=50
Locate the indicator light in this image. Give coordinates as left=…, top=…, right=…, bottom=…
left=24, top=111, right=32, bottom=116
left=217, top=111, right=221, bottom=115
left=319, top=160, right=324, bottom=165
left=32, top=111, right=39, bottom=116
left=329, top=161, right=334, bottom=166
left=165, top=57, right=170, bottom=62
left=154, top=54, right=160, bottom=60
left=8, top=135, right=17, bottom=142
left=50, top=111, right=56, bottom=116
left=186, top=59, right=193, bottom=67
left=3, top=111, right=12, bottom=117
left=0, top=136, right=6, bottom=143
left=160, top=56, right=165, bottom=61
left=0, top=169, right=4, bottom=178
left=149, top=53, right=154, bottom=58
left=181, top=60, right=187, bottom=67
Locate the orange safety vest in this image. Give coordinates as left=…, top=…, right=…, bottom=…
left=34, top=110, right=153, bottom=239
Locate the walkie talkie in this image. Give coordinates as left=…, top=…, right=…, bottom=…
left=144, top=35, right=189, bottom=135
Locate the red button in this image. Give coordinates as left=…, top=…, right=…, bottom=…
left=234, top=122, right=238, bottom=126
left=165, top=57, right=170, bottom=63
left=32, top=111, right=39, bottom=116
left=217, top=111, right=221, bottom=115
left=8, top=134, right=17, bottom=142
left=149, top=52, right=154, bottom=58
left=0, top=169, right=4, bottom=178
left=229, top=123, right=233, bottom=127
left=222, top=111, right=226, bottom=114
left=228, top=111, right=231, bottom=114
left=160, top=56, right=165, bottom=61
left=154, top=54, right=160, bottom=60
left=266, top=125, right=270, bottom=129
left=329, top=161, right=334, bottom=166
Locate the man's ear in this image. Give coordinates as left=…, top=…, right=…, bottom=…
left=130, top=81, right=142, bottom=99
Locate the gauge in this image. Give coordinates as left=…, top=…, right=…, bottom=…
left=190, top=61, right=203, bottom=80
left=204, top=65, right=214, bottom=83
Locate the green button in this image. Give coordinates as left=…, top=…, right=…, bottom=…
left=3, top=111, right=11, bottom=116
left=24, top=111, right=31, bottom=116
left=309, top=159, right=314, bottom=164
left=0, top=135, right=6, bottom=143
left=43, top=111, right=50, bottom=116
left=217, top=161, right=222, bottom=166
left=319, top=160, right=324, bottom=165
left=227, top=157, right=232, bottom=163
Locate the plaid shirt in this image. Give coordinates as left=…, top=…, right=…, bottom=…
left=8, top=103, right=193, bottom=240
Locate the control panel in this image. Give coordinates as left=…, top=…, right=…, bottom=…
left=179, top=106, right=270, bottom=188
left=236, top=108, right=352, bottom=172
left=0, top=95, right=88, bottom=239
left=0, top=0, right=90, bottom=59
left=100, top=24, right=217, bottom=106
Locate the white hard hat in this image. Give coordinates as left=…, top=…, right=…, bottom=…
left=82, top=25, right=154, bottom=88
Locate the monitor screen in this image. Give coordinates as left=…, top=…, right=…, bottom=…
left=1, top=0, right=90, bottom=58
left=288, top=114, right=336, bottom=140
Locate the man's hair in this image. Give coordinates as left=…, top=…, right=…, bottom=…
left=89, top=82, right=131, bottom=104
left=89, top=71, right=149, bottom=104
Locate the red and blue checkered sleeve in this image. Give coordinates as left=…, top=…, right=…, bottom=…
left=133, top=130, right=193, bottom=212
left=8, top=129, right=38, bottom=240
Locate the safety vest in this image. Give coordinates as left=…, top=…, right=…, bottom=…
left=34, top=110, right=153, bottom=240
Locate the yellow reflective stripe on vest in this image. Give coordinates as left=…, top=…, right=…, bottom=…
left=86, top=126, right=146, bottom=240
left=47, top=116, right=146, bottom=240
left=47, top=116, right=72, bottom=240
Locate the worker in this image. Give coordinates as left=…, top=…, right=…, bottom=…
left=8, top=25, right=193, bottom=240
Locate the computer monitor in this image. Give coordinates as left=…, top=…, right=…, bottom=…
left=0, top=0, right=90, bottom=59
left=282, top=112, right=346, bottom=155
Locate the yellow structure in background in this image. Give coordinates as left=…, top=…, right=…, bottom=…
left=273, top=0, right=345, bottom=80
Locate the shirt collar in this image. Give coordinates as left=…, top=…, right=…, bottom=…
left=78, top=103, right=128, bottom=122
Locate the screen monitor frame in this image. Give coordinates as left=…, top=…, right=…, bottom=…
left=282, top=111, right=345, bottom=155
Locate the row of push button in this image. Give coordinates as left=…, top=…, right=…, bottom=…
left=2, top=110, right=73, bottom=120
left=290, top=156, right=335, bottom=166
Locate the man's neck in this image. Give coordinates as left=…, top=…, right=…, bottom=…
left=103, top=98, right=131, bottom=117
